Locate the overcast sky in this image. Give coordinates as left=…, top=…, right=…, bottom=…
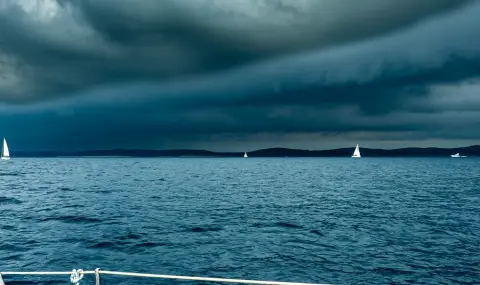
left=1, top=0, right=479, bottom=151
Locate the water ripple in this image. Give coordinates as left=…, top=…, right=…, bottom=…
left=0, top=196, right=22, bottom=205
left=0, top=157, right=479, bottom=285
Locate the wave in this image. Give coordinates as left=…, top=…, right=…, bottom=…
left=310, top=229, right=325, bottom=236
left=188, top=226, right=223, bottom=233
left=251, top=222, right=303, bottom=229
left=38, top=215, right=101, bottom=224
left=275, top=222, right=303, bottom=229
left=0, top=196, right=22, bottom=205
left=58, top=186, right=75, bottom=191
left=0, top=172, right=23, bottom=177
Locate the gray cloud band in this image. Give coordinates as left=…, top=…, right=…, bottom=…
left=0, top=0, right=473, bottom=103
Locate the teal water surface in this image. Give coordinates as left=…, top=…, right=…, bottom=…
left=1, top=158, right=479, bottom=285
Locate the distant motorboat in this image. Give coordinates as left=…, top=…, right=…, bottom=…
left=244, top=152, right=248, bottom=158
left=450, top=153, right=466, bottom=158
left=1, top=137, right=10, bottom=160
left=351, top=144, right=361, bottom=158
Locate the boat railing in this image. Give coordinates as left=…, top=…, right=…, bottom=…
left=0, top=269, right=335, bottom=285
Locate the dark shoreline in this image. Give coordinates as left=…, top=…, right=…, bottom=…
left=11, top=145, right=480, bottom=157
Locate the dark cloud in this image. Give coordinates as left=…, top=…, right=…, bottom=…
left=0, top=0, right=474, bottom=102
left=0, top=0, right=480, bottom=150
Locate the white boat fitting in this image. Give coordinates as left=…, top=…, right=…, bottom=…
left=0, top=269, right=334, bottom=285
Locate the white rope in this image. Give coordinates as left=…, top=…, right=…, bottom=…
left=0, top=270, right=336, bottom=285
left=70, top=269, right=84, bottom=285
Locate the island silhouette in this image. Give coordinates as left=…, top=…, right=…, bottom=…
left=11, top=145, right=480, bottom=157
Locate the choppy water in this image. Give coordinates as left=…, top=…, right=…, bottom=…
left=1, top=158, right=479, bottom=285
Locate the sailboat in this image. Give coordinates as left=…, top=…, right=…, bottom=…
left=351, top=144, right=361, bottom=158
left=1, top=138, right=10, bottom=160
left=244, top=152, right=248, bottom=158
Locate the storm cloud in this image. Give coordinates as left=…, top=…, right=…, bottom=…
left=0, top=0, right=479, bottom=150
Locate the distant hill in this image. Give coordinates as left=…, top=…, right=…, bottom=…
left=12, top=145, right=480, bottom=157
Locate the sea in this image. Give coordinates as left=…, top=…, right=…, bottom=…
left=1, top=158, right=479, bottom=285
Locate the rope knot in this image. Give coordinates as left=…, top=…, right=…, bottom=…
left=70, top=269, right=84, bottom=285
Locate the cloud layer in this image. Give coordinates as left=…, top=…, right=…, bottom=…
left=0, top=0, right=479, bottom=150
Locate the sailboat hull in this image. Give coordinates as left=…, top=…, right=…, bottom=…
left=1, top=157, right=10, bottom=160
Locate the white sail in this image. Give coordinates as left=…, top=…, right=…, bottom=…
left=244, top=152, right=248, bottom=158
left=1, top=138, right=10, bottom=160
left=351, top=144, right=361, bottom=158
